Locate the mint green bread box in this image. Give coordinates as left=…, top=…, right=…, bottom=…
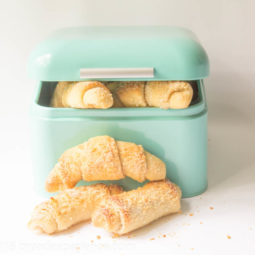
left=28, top=26, right=209, bottom=198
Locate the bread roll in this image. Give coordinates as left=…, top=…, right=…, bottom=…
left=51, top=81, right=113, bottom=109
left=28, top=184, right=123, bottom=234
left=145, top=81, right=193, bottom=109
left=46, top=136, right=166, bottom=192
left=92, top=180, right=181, bottom=235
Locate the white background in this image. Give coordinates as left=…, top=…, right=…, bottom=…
left=0, top=0, right=255, bottom=254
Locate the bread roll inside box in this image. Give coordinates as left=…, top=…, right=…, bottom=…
left=28, top=26, right=209, bottom=198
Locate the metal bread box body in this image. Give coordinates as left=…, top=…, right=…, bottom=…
left=29, top=27, right=209, bottom=197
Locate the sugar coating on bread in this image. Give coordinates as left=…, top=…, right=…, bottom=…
left=116, top=82, right=147, bottom=107
left=28, top=184, right=123, bottom=234
left=46, top=136, right=166, bottom=192
left=51, top=81, right=113, bottom=109
left=145, top=81, right=193, bottom=109
left=92, top=180, right=182, bottom=235
left=81, top=136, right=124, bottom=181
left=117, top=141, right=147, bottom=182
left=145, top=151, right=166, bottom=181
left=83, top=87, right=113, bottom=109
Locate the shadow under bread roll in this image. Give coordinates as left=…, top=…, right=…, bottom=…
left=92, top=180, right=181, bottom=235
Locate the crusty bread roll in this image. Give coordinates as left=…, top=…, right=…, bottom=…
left=28, top=184, right=123, bottom=234
left=106, top=81, right=193, bottom=109
left=92, top=180, right=181, bottom=235
left=105, top=82, right=124, bottom=107
left=51, top=81, right=113, bottom=109
left=51, top=81, right=193, bottom=109
left=50, top=81, right=71, bottom=107
left=115, top=82, right=147, bottom=107
left=145, top=81, right=193, bottom=109
left=46, top=136, right=166, bottom=192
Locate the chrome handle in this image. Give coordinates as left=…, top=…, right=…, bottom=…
left=80, top=67, right=154, bottom=79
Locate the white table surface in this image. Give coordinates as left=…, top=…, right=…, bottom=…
left=0, top=76, right=255, bottom=255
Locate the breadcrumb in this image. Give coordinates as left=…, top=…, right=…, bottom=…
left=112, top=233, right=120, bottom=238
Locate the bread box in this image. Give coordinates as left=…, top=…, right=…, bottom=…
left=28, top=26, right=209, bottom=198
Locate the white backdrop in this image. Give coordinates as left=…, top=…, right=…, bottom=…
left=0, top=0, right=254, bottom=116
left=0, top=1, right=254, bottom=254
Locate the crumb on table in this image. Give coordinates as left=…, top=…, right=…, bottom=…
left=112, top=233, right=120, bottom=238
left=209, top=206, right=214, bottom=210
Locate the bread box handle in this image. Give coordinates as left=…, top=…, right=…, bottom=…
left=80, top=67, right=154, bottom=79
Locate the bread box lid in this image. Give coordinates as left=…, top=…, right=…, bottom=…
left=28, top=26, right=209, bottom=81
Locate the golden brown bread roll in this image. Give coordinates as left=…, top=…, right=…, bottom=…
left=51, top=81, right=193, bottom=109
left=106, top=81, right=193, bottom=109
left=105, top=82, right=124, bottom=107
left=50, top=81, right=71, bottom=107
left=51, top=81, right=113, bottom=109
left=92, top=180, right=181, bottom=235
left=28, top=184, right=123, bottom=234
left=115, top=82, right=147, bottom=107
left=117, top=141, right=147, bottom=182
left=145, top=81, right=193, bottom=109
left=46, top=136, right=166, bottom=192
